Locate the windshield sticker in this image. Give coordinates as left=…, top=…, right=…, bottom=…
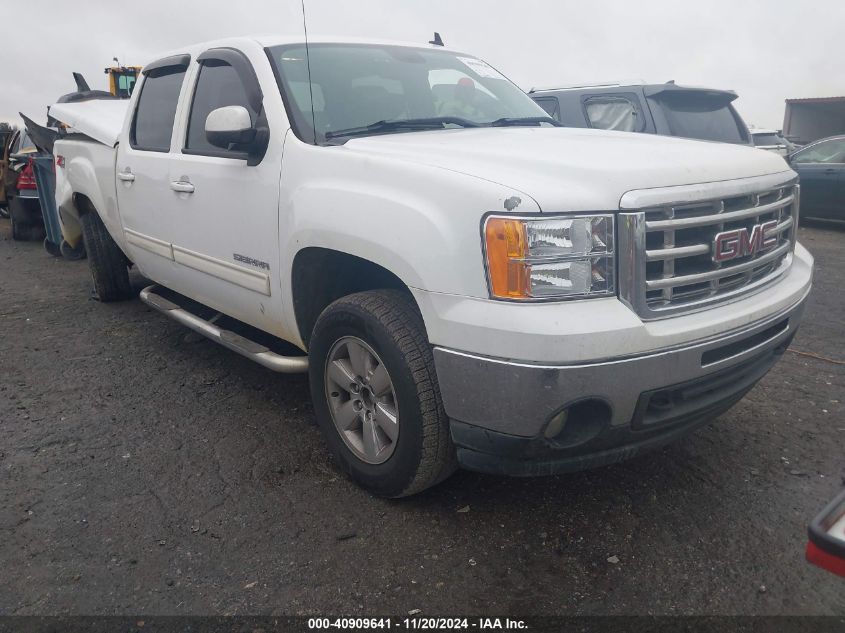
left=457, top=57, right=506, bottom=80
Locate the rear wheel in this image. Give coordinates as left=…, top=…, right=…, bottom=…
left=9, top=197, right=38, bottom=241
left=59, top=238, right=86, bottom=261
left=44, top=237, right=61, bottom=257
left=309, top=289, right=457, bottom=497
left=80, top=212, right=132, bottom=301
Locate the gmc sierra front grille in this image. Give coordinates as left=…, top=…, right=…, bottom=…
left=618, top=177, right=799, bottom=319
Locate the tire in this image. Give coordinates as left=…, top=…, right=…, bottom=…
left=80, top=212, right=132, bottom=301
left=10, top=215, right=25, bottom=241
left=9, top=197, right=32, bottom=241
left=59, top=238, right=86, bottom=261
left=309, top=289, right=457, bottom=497
left=44, top=237, right=61, bottom=257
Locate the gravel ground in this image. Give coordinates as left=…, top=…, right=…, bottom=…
left=0, top=219, right=843, bottom=616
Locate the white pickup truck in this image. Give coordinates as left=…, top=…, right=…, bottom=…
left=51, top=36, right=813, bottom=497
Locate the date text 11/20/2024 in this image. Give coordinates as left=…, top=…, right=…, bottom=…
left=307, top=617, right=528, bottom=630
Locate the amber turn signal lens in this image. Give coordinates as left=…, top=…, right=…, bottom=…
left=485, top=218, right=529, bottom=298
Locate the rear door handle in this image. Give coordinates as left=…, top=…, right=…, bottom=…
left=117, top=170, right=135, bottom=182
left=170, top=181, right=195, bottom=194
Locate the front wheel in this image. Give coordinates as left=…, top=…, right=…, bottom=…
left=309, top=290, right=456, bottom=497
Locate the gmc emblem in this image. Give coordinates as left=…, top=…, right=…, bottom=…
left=712, top=220, right=779, bottom=263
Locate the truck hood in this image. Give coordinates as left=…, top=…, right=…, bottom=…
left=343, top=127, right=793, bottom=211
left=49, top=100, right=130, bottom=147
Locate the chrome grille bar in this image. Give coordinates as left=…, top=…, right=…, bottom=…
left=617, top=175, right=800, bottom=320
left=645, top=216, right=793, bottom=262
left=645, top=241, right=790, bottom=290
left=644, top=193, right=795, bottom=231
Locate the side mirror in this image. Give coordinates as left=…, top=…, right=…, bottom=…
left=205, top=105, right=256, bottom=149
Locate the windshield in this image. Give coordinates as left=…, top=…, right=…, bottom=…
left=268, top=43, right=550, bottom=144
left=115, top=71, right=137, bottom=98
left=653, top=94, right=748, bottom=144
left=14, top=130, right=35, bottom=153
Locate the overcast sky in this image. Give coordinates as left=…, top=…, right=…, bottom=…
left=3, top=0, right=842, bottom=130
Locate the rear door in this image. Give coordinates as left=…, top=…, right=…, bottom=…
left=790, top=138, right=845, bottom=220
left=116, top=55, right=191, bottom=283
left=166, top=46, right=284, bottom=335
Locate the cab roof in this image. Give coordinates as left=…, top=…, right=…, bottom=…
left=146, top=34, right=467, bottom=70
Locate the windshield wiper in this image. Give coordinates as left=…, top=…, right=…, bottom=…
left=325, top=117, right=481, bottom=140
left=488, top=116, right=563, bottom=127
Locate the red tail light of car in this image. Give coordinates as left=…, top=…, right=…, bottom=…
left=17, top=158, right=37, bottom=190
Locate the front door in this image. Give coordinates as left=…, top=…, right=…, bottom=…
left=166, top=49, right=283, bottom=335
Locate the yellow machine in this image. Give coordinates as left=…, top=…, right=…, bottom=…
left=104, top=60, right=141, bottom=98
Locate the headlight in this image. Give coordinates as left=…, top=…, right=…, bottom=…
left=483, top=214, right=615, bottom=300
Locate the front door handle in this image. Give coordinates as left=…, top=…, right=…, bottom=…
left=117, top=170, right=135, bottom=182
left=170, top=181, right=195, bottom=194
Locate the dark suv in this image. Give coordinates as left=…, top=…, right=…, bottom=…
left=529, top=82, right=752, bottom=145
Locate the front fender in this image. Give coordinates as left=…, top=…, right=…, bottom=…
left=279, top=137, right=541, bottom=298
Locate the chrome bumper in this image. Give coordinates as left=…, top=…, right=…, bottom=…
left=433, top=289, right=809, bottom=439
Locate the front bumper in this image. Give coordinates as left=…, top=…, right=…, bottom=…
left=433, top=288, right=809, bottom=476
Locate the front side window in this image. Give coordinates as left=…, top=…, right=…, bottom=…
left=185, top=61, right=257, bottom=154
left=267, top=44, right=552, bottom=144
left=131, top=67, right=186, bottom=152
left=792, top=138, right=845, bottom=164
left=584, top=96, right=638, bottom=132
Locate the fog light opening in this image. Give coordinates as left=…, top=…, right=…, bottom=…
left=543, top=399, right=612, bottom=448
left=544, top=410, right=568, bottom=439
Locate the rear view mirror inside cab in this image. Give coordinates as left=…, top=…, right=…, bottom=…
left=807, top=489, right=845, bottom=577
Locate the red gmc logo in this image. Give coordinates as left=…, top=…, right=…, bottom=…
left=712, top=220, right=779, bottom=263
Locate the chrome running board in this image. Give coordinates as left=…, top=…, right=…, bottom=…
left=139, top=285, right=308, bottom=374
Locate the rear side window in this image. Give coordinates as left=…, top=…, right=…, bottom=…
left=131, top=68, right=186, bottom=151
left=185, top=61, right=257, bottom=154
left=753, top=133, right=783, bottom=146
left=584, top=96, right=639, bottom=132
left=655, top=95, right=746, bottom=144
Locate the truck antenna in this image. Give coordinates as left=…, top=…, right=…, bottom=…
left=301, top=0, right=317, bottom=143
